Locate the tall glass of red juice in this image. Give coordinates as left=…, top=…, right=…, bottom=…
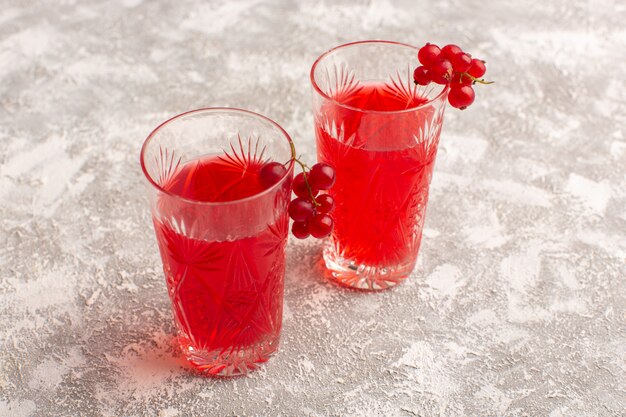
left=311, top=41, right=449, bottom=290
left=140, top=108, right=294, bottom=376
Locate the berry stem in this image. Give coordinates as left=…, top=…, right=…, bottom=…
left=289, top=141, right=297, bottom=162
left=288, top=142, right=320, bottom=207
left=461, top=72, right=494, bottom=85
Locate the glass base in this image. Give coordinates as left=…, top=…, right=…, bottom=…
left=322, top=243, right=416, bottom=290
left=178, top=334, right=280, bottom=377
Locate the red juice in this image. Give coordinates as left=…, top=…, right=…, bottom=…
left=316, top=81, right=442, bottom=272
left=152, top=154, right=287, bottom=369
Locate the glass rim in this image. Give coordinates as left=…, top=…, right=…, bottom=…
left=140, top=107, right=295, bottom=206
left=310, top=40, right=450, bottom=115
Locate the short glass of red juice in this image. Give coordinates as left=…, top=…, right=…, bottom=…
left=140, top=108, right=294, bottom=376
left=311, top=41, right=449, bottom=290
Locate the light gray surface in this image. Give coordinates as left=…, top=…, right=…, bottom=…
left=1, top=0, right=625, bottom=416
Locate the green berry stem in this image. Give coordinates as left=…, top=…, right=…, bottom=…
left=460, top=72, right=494, bottom=85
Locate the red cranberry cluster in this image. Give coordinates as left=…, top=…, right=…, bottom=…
left=288, top=163, right=336, bottom=239
left=413, top=43, right=492, bottom=109
left=260, top=157, right=336, bottom=240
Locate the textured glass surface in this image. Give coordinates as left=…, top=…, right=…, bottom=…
left=141, top=109, right=293, bottom=376
left=312, top=42, right=448, bottom=290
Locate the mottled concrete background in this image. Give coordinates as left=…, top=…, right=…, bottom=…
left=1, top=0, right=625, bottom=416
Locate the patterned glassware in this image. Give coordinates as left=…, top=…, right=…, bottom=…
left=140, top=108, right=294, bottom=376
left=311, top=41, right=449, bottom=290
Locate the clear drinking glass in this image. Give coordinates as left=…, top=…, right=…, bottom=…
left=140, top=108, right=294, bottom=376
left=311, top=41, right=449, bottom=290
